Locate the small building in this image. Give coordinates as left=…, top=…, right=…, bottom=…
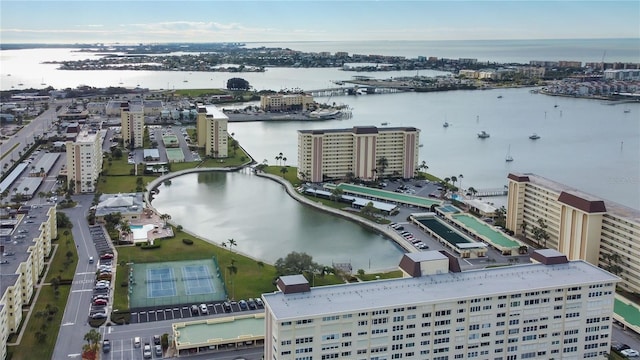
left=95, top=193, right=144, bottom=222
left=143, top=149, right=160, bottom=162
left=172, top=314, right=265, bottom=357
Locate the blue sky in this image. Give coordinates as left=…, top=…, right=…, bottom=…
left=1, top=1, right=638, bottom=43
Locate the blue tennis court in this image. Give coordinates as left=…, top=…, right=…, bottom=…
left=182, top=265, right=215, bottom=295
left=147, top=267, right=178, bottom=298
left=129, top=258, right=228, bottom=308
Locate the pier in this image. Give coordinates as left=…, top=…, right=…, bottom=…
left=308, top=86, right=406, bottom=97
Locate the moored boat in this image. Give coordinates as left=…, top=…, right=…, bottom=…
left=529, top=133, right=540, bottom=140
left=477, top=131, right=490, bottom=139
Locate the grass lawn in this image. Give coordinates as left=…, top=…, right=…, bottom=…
left=263, top=165, right=301, bottom=187
left=358, top=270, right=403, bottom=281
left=97, top=175, right=157, bottom=194
left=47, top=228, right=77, bottom=281
left=113, top=228, right=278, bottom=312
left=173, top=89, right=230, bottom=97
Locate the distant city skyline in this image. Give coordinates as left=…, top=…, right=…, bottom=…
left=1, top=1, right=639, bottom=44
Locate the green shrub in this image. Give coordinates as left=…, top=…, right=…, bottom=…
left=141, top=244, right=161, bottom=250
left=182, top=238, right=193, bottom=245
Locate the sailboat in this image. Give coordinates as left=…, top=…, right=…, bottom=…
left=505, top=145, right=514, bottom=162
left=40, top=77, right=46, bottom=85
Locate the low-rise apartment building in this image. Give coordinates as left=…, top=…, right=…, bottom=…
left=260, top=94, right=314, bottom=112
left=65, top=129, right=104, bottom=194
left=0, top=205, right=57, bottom=360
left=196, top=104, right=228, bottom=158
left=506, top=172, right=640, bottom=294
left=263, top=250, right=618, bottom=360
left=297, top=126, right=419, bottom=182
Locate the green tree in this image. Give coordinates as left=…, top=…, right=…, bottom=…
left=84, top=329, right=101, bottom=349
left=275, top=251, right=319, bottom=276
left=280, top=166, right=288, bottom=178
left=376, top=156, right=388, bottom=178
left=160, top=213, right=171, bottom=227
left=228, top=238, right=237, bottom=252
left=226, top=77, right=251, bottom=91
left=330, top=187, right=344, bottom=203
left=56, top=212, right=73, bottom=229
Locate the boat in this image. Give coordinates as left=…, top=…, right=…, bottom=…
left=381, top=122, right=389, bottom=126
left=443, top=122, right=449, bottom=128
left=505, top=145, right=514, bottom=162
left=309, top=109, right=342, bottom=119
left=624, top=109, right=631, bottom=113
left=419, top=143, right=424, bottom=147
left=497, top=95, right=503, bottom=99
left=529, top=133, right=540, bottom=140
left=477, top=131, right=490, bottom=139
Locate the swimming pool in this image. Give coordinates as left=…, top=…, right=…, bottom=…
left=130, top=224, right=155, bottom=241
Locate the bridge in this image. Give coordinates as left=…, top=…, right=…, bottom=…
left=473, top=187, right=508, bottom=197
left=307, top=86, right=405, bottom=97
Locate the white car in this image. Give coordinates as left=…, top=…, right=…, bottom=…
left=622, top=349, right=640, bottom=357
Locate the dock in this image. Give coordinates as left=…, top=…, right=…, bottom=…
left=473, top=187, right=508, bottom=197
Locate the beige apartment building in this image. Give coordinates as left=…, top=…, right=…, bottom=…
left=0, top=206, right=57, bottom=360
left=260, top=94, right=314, bottom=111
left=506, top=172, right=640, bottom=294
left=297, top=126, right=420, bottom=182
left=120, top=102, right=145, bottom=149
left=196, top=104, right=228, bottom=158
left=263, top=250, right=618, bottom=360
left=66, top=129, right=103, bottom=194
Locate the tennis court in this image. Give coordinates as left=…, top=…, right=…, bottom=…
left=129, top=258, right=227, bottom=309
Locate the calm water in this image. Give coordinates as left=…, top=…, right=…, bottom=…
left=151, top=171, right=404, bottom=270
left=247, top=38, right=640, bottom=64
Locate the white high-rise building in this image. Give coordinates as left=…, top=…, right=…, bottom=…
left=120, top=102, right=145, bottom=149
left=196, top=104, right=228, bottom=158
left=66, top=129, right=103, bottom=194
left=263, top=250, right=618, bottom=360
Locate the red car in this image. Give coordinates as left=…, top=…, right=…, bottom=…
left=94, top=299, right=108, bottom=306
left=100, top=253, right=114, bottom=260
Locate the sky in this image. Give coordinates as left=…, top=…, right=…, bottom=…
left=0, top=1, right=639, bottom=44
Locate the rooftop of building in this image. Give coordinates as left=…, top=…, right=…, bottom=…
left=263, top=254, right=619, bottom=320
left=0, top=205, right=54, bottom=294
left=173, top=313, right=265, bottom=349
left=29, top=153, right=60, bottom=175
left=95, top=193, right=144, bottom=217
left=70, top=129, right=100, bottom=143
left=202, top=105, right=228, bottom=120
left=299, top=125, right=419, bottom=135
left=508, top=172, right=639, bottom=222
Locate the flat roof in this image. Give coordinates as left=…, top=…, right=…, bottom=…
left=299, top=126, right=418, bottom=135
left=0, top=163, right=28, bottom=193
left=204, top=105, right=229, bottom=120
left=143, top=149, right=160, bottom=158
left=14, top=177, right=43, bottom=196
left=263, top=260, right=619, bottom=320
left=326, top=183, right=442, bottom=208
left=29, top=153, right=60, bottom=175
left=452, top=214, right=521, bottom=249
left=0, top=205, right=54, bottom=294
left=173, top=314, right=264, bottom=348
left=165, top=148, right=185, bottom=162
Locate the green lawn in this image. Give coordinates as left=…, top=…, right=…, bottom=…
left=47, top=228, right=77, bottom=282
left=173, top=89, right=230, bottom=97
left=358, top=270, right=403, bottom=281
left=263, top=165, right=301, bottom=186
left=113, top=228, right=278, bottom=312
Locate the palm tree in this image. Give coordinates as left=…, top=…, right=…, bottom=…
left=280, top=166, right=288, bottom=178
left=467, top=187, right=477, bottom=198
left=120, top=221, right=132, bottom=243
left=228, top=238, right=237, bottom=252
left=450, top=176, right=458, bottom=188
left=520, top=222, right=528, bottom=237
left=83, top=329, right=101, bottom=350
left=330, top=187, right=344, bottom=203
left=282, top=157, right=287, bottom=166
left=376, top=157, right=388, bottom=178
left=160, top=213, right=171, bottom=227
left=221, top=241, right=227, bottom=249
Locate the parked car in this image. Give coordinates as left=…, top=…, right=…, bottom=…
left=612, top=342, right=630, bottom=351
left=102, top=339, right=111, bottom=353
left=100, top=253, right=114, bottom=260
left=134, top=337, right=141, bottom=348
left=223, top=302, right=232, bottom=312
left=153, top=335, right=161, bottom=345
left=247, top=298, right=257, bottom=309
left=199, top=303, right=208, bottom=314
left=155, top=344, right=163, bottom=357
left=255, top=298, right=264, bottom=307
left=91, top=312, right=107, bottom=319
left=238, top=300, right=248, bottom=310
left=621, top=349, right=640, bottom=357
left=143, top=344, right=152, bottom=359
left=93, top=299, right=108, bottom=306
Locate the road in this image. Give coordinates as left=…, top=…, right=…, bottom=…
left=0, top=100, right=63, bottom=173
left=52, top=194, right=105, bottom=360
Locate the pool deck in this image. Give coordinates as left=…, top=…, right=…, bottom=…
left=451, top=214, right=521, bottom=249
left=129, top=211, right=174, bottom=243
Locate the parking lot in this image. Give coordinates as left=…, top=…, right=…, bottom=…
left=102, top=335, right=165, bottom=360
left=131, top=299, right=262, bottom=324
